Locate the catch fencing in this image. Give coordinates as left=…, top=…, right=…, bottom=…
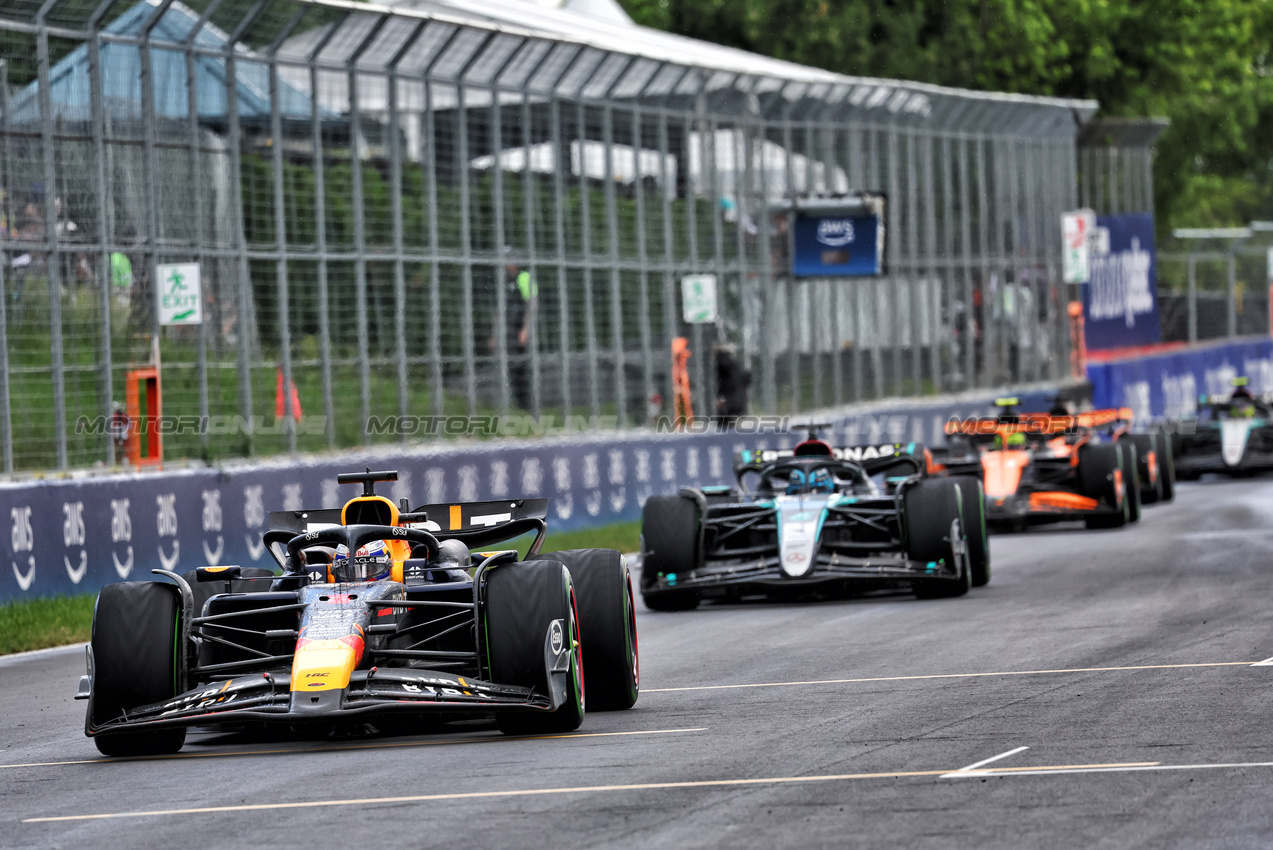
left=0, top=0, right=1092, bottom=471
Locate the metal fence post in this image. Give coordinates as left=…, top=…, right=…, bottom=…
left=601, top=62, right=635, bottom=426
left=35, top=0, right=68, bottom=469
left=348, top=19, right=390, bottom=442
left=85, top=2, right=115, bottom=463
left=0, top=61, right=11, bottom=471
left=269, top=43, right=296, bottom=451
left=387, top=23, right=426, bottom=436
left=1227, top=249, right=1237, bottom=338
left=1187, top=253, right=1197, bottom=342
left=307, top=14, right=346, bottom=449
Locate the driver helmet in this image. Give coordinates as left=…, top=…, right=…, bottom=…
left=331, top=539, right=393, bottom=582
left=785, top=468, right=807, bottom=495
left=994, top=431, right=1027, bottom=450
left=808, top=467, right=834, bottom=493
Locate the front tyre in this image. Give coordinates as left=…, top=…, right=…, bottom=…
left=640, top=495, right=701, bottom=611
left=905, top=478, right=970, bottom=599
left=952, top=477, right=990, bottom=587
left=1080, top=443, right=1127, bottom=529
left=89, top=581, right=187, bottom=757
left=531, top=549, right=638, bottom=711
left=486, top=560, right=585, bottom=736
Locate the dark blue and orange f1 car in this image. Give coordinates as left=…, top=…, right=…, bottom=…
left=932, top=401, right=1174, bottom=530
left=77, top=470, right=638, bottom=756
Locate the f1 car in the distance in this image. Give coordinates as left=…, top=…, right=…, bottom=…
left=639, top=433, right=986, bottom=611
left=1172, top=378, right=1273, bottom=478
left=78, top=469, right=638, bottom=757
left=933, top=400, right=1173, bottom=531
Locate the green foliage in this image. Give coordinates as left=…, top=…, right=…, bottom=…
left=619, top=0, right=1273, bottom=232
left=0, top=593, right=94, bottom=655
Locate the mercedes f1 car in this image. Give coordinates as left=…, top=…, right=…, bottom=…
left=639, top=434, right=987, bottom=610
left=1172, top=379, right=1273, bottom=478
left=77, top=469, right=639, bottom=757
left=933, top=401, right=1174, bottom=531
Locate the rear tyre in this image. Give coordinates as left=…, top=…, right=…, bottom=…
left=531, top=549, right=638, bottom=711
left=952, top=477, right=991, bottom=587
left=640, top=495, right=701, bottom=611
left=1080, top=443, right=1127, bottom=529
left=1127, top=434, right=1163, bottom=505
left=904, top=479, right=970, bottom=599
left=89, top=581, right=187, bottom=757
left=1119, top=443, right=1142, bottom=523
left=486, top=560, right=585, bottom=736
left=1157, top=432, right=1176, bottom=502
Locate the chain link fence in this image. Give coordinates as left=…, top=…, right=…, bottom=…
left=1158, top=249, right=1271, bottom=343
left=0, top=0, right=1093, bottom=471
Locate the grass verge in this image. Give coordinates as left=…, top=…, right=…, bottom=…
left=0, top=594, right=95, bottom=655
left=0, top=521, right=641, bottom=656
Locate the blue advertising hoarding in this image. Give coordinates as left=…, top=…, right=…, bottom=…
left=792, top=213, right=883, bottom=277
left=1082, top=213, right=1162, bottom=350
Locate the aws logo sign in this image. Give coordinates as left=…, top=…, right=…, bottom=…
left=815, top=219, right=855, bottom=247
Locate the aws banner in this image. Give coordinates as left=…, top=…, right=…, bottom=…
left=1082, top=213, right=1162, bottom=350
left=792, top=214, right=883, bottom=277
left=1087, top=337, right=1273, bottom=423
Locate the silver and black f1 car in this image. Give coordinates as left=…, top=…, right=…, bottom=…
left=639, top=435, right=986, bottom=610
left=77, top=470, right=638, bottom=757
left=1172, top=380, right=1273, bottom=478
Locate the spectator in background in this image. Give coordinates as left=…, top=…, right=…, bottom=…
left=488, top=252, right=538, bottom=409
left=713, top=343, right=751, bottom=427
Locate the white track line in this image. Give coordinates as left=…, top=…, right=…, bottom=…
left=941, top=746, right=1029, bottom=779
left=1250, top=656, right=1273, bottom=666
left=969, top=761, right=1273, bottom=779
left=0, top=642, right=85, bottom=668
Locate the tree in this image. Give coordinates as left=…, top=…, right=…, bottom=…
left=619, top=0, right=1273, bottom=232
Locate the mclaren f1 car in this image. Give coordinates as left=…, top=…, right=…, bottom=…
left=1172, top=379, right=1273, bottom=478
left=933, top=401, right=1173, bottom=530
left=639, top=433, right=987, bottom=610
left=77, top=469, right=639, bottom=757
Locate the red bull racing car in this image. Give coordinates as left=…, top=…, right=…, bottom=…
left=933, top=401, right=1174, bottom=530
left=77, top=470, right=639, bottom=757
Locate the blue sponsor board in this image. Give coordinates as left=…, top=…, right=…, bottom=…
left=1082, top=213, right=1162, bottom=350
left=0, top=388, right=1058, bottom=602
left=1087, top=337, right=1273, bottom=422
left=792, top=214, right=882, bottom=277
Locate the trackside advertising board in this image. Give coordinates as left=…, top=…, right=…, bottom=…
left=1088, top=337, right=1273, bottom=423
left=792, top=214, right=883, bottom=277
left=0, top=388, right=1058, bottom=602
left=1082, top=213, right=1162, bottom=350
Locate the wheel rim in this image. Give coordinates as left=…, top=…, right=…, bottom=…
left=625, top=573, right=639, bottom=688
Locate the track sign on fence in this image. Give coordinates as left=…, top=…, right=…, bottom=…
left=682, top=274, right=718, bottom=324
left=157, top=263, right=202, bottom=326
left=1062, top=209, right=1096, bottom=284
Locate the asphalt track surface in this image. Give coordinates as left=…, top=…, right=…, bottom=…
left=5, top=476, right=1273, bottom=849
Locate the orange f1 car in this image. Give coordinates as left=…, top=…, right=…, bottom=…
left=931, top=401, right=1173, bottom=530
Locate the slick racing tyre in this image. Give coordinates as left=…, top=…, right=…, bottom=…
left=1079, top=443, right=1127, bottom=529
left=952, top=477, right=990, bottom=587
left=904, top=478, right=970, bottom=599
left=1126, top=434, right=1164, bottom=505
left=1156, top=431, right=1176, bottom=502
left=1120, top=442, right=1142, bottom=523
left=486, top=560, right=585, bottom=736
left=640, top=495, right=701, bottom=611
left=89, top=581, right=187, bottom=757
left=530, top=549, right=638, bottom=711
